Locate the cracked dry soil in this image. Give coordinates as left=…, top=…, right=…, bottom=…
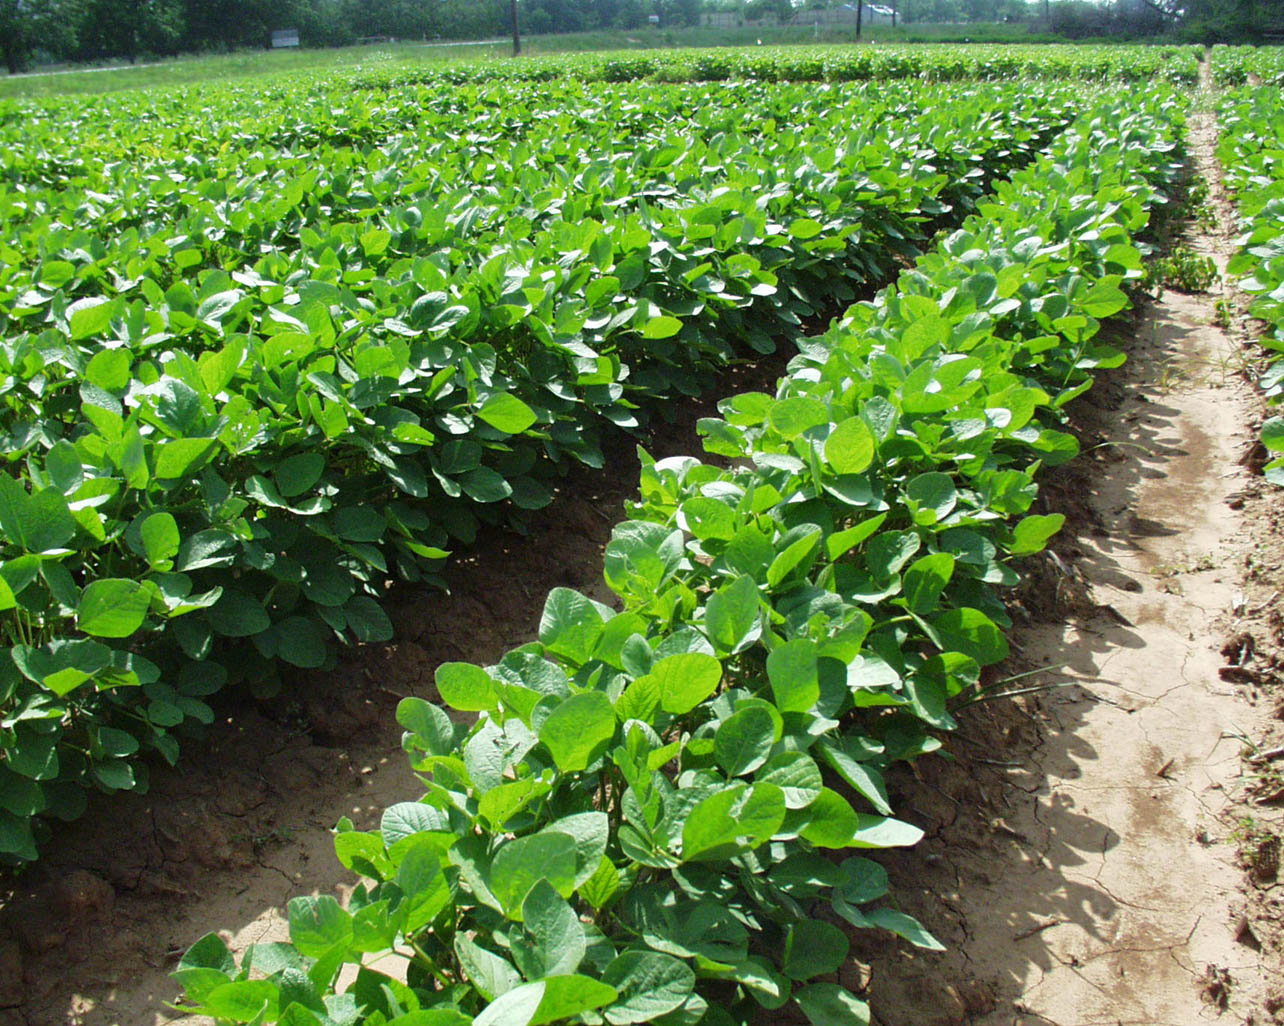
left=3, top=100, right=1284, bottom=1026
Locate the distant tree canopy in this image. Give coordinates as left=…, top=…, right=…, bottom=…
left=0, top=0, right=1276, bottom=72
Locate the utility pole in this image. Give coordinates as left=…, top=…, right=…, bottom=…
left=511, top=0, right=520, bottom=55
left=855, top=0, right=862, bottom=37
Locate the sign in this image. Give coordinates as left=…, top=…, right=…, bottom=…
left=271, top=29, right=301, bottom=48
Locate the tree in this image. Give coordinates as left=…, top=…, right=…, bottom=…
left=1, top=0, right=84, bottom=73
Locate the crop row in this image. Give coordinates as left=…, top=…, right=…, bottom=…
left=0, top=79, right=1089, bottom=861
left=349, top=42, right=1202, bottom=90
left=171, top=84, right=1184, bottom=1026
left=1216, top=85, right=1284, bottom=481
left=1210, top=44, right=1284, bottom=87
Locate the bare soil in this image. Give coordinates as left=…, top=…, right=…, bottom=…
left=5, top=89, right=1284, bottom=1026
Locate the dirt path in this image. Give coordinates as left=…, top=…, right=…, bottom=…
left=856, top=92, right=1281, bottom=1025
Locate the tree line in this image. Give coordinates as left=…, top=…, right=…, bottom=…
left=1, top=0, right=1276, bottom=74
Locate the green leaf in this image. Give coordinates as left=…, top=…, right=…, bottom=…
left=861, top=907, right=944, bottom=950
left=647, top=652, right=722, bottom=716
left=851, top=814, right=924, bottom=849
left=600, top=951, right=695, bottom=1025
left=491, top=832, right=578, bottom=919
left=540, top=811, right=609, bottom=889
left=202, top=980, right=280, bottom=1023
left=1080, top=280, right=1129, bottom=319
left=767, top=525, right=822, bottom=588
left=794, top=982, right=870, bottom=1026
left=154, top=437, right=218, bottom=481
left=287, top=896, right=353, bottom=958
left=766, top=640, right=821, bottom=715
left=580, top=856, right=621, bottom=909
left=756, top=751, right=823, bottom=810
left=824, top=418, right=876, bottom=475
left=78, top=579, right=150, bottom=638
left=641, top=316, right=683, bottom=339
left=540, top=692, right=616, bottom=772
left=714, top=704, right=780, bottom=777
left=276, top=617, right=328, bottom=668
left=704, top=575, right=761, bottom=656
left=539, top=588, right=605, bottom=665
left=1263, top=417, right=1284, bottom=454
left=474, top=982, right=544, bottom=1026
left=927, top=607, right=1008, bottom=665
left=344, top=595, right=393, bottom=642
left=789, top=218, right=824, bottom=240
left=435, top=662, right=496, bottom=712
left=454, top=935, right=522, bottom=1002
left=905, top=472, right=956, bottom=525
left=782, top=920, right=849, bottom=981
left=381, top=801, right=449, bottom=847
left=901, top=553, right=954, bottom=614
left=397, top=835, right=450, bottom=933
left=397, top=697, right=456, bottom=756
left=477, top=393, right=538, bottom=434
left=817, top=741, right=891, bottom=815
left=1008, top=513, right=1065, bottom=556
left=68, top=297, right=115, bottom=340
left=769, top=397, right=829, bottom=440
left=140, top=512, right=181, bottom=570
left=0, top=477, right=77, bottom=553
left=207, top=589, right=270, bottom=637
left=681, top=782, right=785, bottom=862
left=798, top=788, right=859, bottom=848
left=515, top=880, right=586, bottom=979
left=529, top=975, right=619, bottom=1025
left=276, top=453, right=326, bottom=497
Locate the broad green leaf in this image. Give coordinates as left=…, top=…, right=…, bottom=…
left=647, top=652, right=722, bottom=716
left=641, top=316, right=683, bottom=339
left=491, top=832, right=578, bottom=919
left=704, top=575, right=761, bottom=656
left=539, top=588, right=605, bottom=665
left=529, top=975, right=619, bottom=1026
left=824, top=418, right=876, bottom=475
left=275, top=453, right=326, bottom=497
left=600, top=951, right=695, bottom=1025
left=434, top=662, right=496, bottom=712
left=515, top=880, right=586, bottom=979
left=1008, top=513, right=1065, bottom=556
left=68, top=297, right=115, bottom=340
left=140, top=512, right=181, bottom=570
left=154, top=437, right=218, bottom=481
left=288, top=896, right=353, bottom=958
left=901, top=553, right=955, bottom=614
left=769, top=397, right=829, bottom=440
left=782, top=920, right=849, bottom=981
left=681, top=782, right=785, bottom=862
left=454, top=935, right=521, bottom=1002
left=798, top=788, right=859, bottom=848
left=714, top=705, right=779, bottom=777
left=477, top=393, right=538, bottom=434
left=539, top=692, right=616, bottom=772
left=78, top=579, right=150, bottom=638
left=756, top=751, right=823, bottom=810
left=794, top=982, right=870, bottom=1026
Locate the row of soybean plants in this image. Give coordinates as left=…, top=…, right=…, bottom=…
left=0, top=78, right=1084, bottom=860
left=170, top=84, right=1184, bottom=1026
left=1217, top=85, right=1284, bottom=481
left=352, top=42, right=1201, bottom=90
left=1210, top=45, right=1284, bottom=87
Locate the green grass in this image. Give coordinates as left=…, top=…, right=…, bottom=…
left=0, top=22, right=1121, bottom=100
